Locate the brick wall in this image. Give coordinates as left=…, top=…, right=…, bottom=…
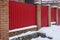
left=0, top=0, right=9, bottom=40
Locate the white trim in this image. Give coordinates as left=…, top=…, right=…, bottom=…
left=51, top=6, right=58, bottom=8
left=57, top=7, right=60, bottom=9
left=51, top=22, right=56, bottom=25
left=34, top=2, right=41, bottom=4
left=44, top=4, right=51, bottom=6
left=42, top=1, right=54, bottom=3
left=9, top=25, right=37, bottom=32
left=34, top=0, right=41, bottom=4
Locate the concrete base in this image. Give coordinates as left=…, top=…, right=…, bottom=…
left=9, top=27, right=37, bottom=37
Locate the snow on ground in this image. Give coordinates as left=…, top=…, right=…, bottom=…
left=9, top=31, right=37, bottom=40
left=31, top=25, right=60, bottom=40
left=31, top=36, right=50, bottom=40
left=9, top=22, right=60, bottom=40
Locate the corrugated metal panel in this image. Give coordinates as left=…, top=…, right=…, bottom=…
left=41, top=5, right=49, bottom=27
left=58, top=9, right=60, bottom=25
left=51, top=8, right=56, bottom=22
left=9, top=1, right=36, bottom=30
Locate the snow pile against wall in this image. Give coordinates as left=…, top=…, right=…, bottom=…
left=38, top=25, right=60, bottom=40
left=31, top=36, right=50, bottom=40
left=31, top=25, right=60, bottom=40
left=9, top=31, right=37, bottom=40
left=9, top=24, right=60, bottom=40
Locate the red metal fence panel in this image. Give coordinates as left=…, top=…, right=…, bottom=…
left=58, top=9, right=60, bottom=25
left=41, top=5, right=48, bottom=27
left=9, top=1, right=36, bottom=30
left=51, top=8, right=56, bottom=22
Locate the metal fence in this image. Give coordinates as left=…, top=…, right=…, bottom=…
left=42, top=0, right=60, bottom=3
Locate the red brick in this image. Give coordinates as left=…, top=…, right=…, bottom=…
left=0, top=0, right=9, bottom=40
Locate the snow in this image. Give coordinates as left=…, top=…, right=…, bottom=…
left=9, top=22, right=60, bottom=40
left=9, top=31, right=37, bottom=40
left=31, top=36, right=50, bottom=40
left=33, top=25, right=60, bottom=40
left=42, top=0, right=53, bottom=1
left=9, top=25, right=37, bottom=32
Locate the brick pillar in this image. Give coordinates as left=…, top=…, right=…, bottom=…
left=56, top=3, right=60, bottom=25
left=48, top=5, right=51, bottom=26
left=56, top=8, right=58, bottom=25
left=0, top=0, right=9, bottom=40
left=57, top=3, right=60, bottom=6
left=36, top=4, right=41, bottom=29
left=34, top=0, right=42, bottom=30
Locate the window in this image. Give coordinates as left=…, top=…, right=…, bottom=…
left=25, top=0, right=34, bottom=4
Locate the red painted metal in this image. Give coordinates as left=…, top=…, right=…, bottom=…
left=41, top=5, right=48, bottom=27
left=51, top=8, right=56, bottom=22
left=9, top=1, right=36, bottom=30
left=58, top=9, right=60, bottom=25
